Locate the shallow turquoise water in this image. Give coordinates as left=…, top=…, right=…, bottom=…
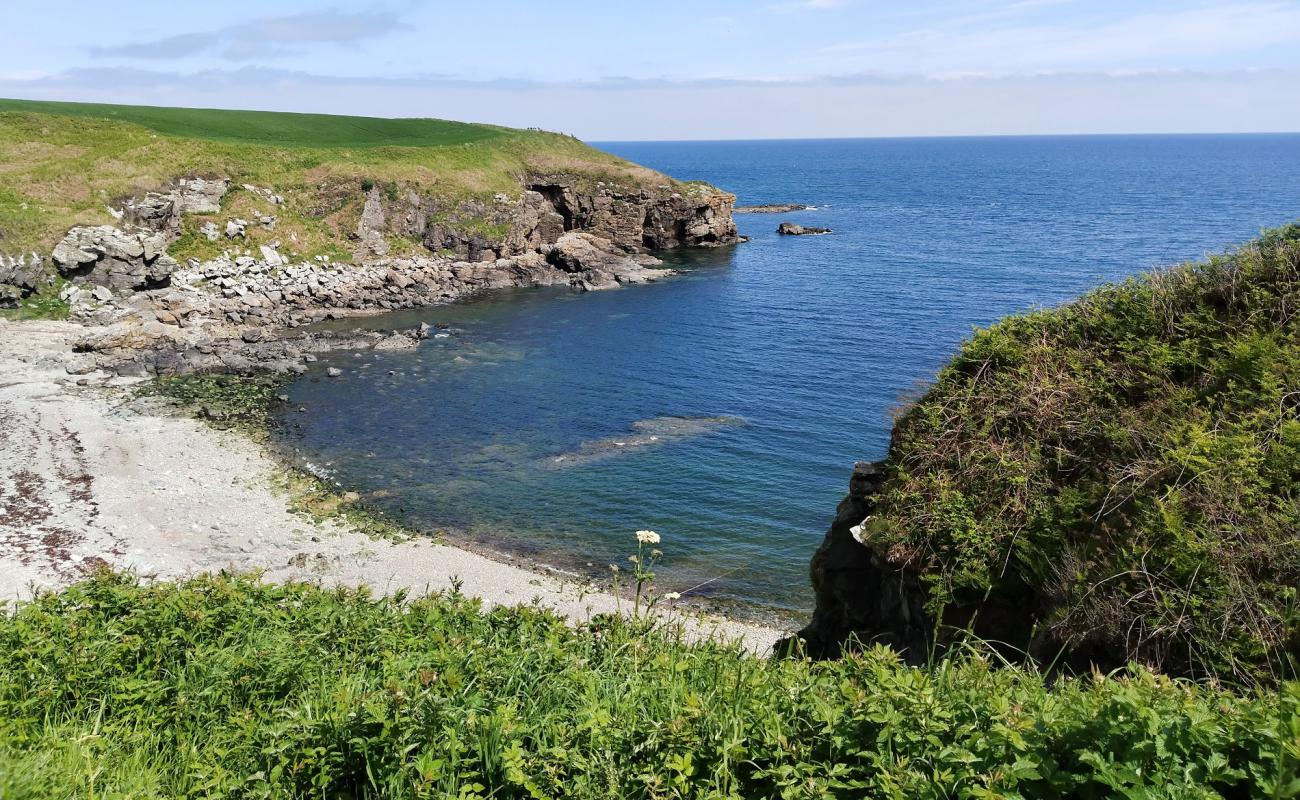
left=276, top=135, right=1300, bottom=619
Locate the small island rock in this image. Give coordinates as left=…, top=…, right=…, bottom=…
left=777, top=222, right=832, bottom=236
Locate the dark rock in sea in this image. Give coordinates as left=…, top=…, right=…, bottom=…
left=777, top=222, right=831, bottom=236
left=735, top=204, right=809, bottom=214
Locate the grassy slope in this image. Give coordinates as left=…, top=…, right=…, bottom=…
left=0, top=573, right=1295, bottom=799
left=864, top=224, right=1300, bottom=685
left=0, top=98, right=668, bottom=261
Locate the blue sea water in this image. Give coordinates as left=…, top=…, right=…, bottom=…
left=276, top=135, right=1300, bottom=621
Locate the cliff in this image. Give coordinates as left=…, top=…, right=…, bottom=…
left=0, top=99, right=740, bottom=314
left=795, top=224, right=1300, bottom=686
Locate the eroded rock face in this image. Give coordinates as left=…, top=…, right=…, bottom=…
left=528, top=181, right=742, bottom=251
left=791, top=461, right=933, bottom=661
left=51, top=226, right=179, bottom=292
left=120, top=178, right=230, bottom=234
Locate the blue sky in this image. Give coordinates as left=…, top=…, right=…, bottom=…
left=3, top=1, right=1300, bottom=138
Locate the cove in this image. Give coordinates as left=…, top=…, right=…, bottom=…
left=274, top=134, right=1300, bottom=621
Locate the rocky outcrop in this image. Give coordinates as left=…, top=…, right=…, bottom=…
left=777, top=223, right=831, bottom=236
left=33, top=169, right=733, bottom=376
left=527, top=180, right=742, bottom=251
left=0, top=253, right=48, bottom=307
left=63, top=236, right=678, bottom=376
left=792, top=460, right=1046, bottom=664
left=790, top=462, right=932, bottom=661
left=51, top=226, right=179, bottom=292
left=120, top=178, right=230, bottom=235
left=355, top=188, right=390, bottom=259
left=736, top=204, right=809, bottom=214
left=544, top=231, right=668, bottom=291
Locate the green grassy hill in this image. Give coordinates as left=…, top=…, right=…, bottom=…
left=0, top=99, right=508, bottom=148
left=1, top=573, right=1294, bottom=798
left=858, top=223, right=1300, bottom=686
left=0, top=98, right=667, bottom=262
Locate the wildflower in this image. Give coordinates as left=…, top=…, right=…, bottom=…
left=636, top=530, right=661, bottom=545
left=662, top=592, right=681, bottom=601
left=609, top=564, right=620, bottom=573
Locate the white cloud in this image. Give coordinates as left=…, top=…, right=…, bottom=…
left=90, top=10, right=410, bottom=61
left=3, top=66, right=1298, bottom=140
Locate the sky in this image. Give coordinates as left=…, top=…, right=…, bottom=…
left=2, top=0, right=1300, bottom=139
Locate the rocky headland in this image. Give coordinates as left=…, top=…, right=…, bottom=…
left=5, top=174, right=741, bottom=378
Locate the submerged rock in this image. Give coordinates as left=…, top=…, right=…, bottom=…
left=541, top=416, right=744, bottom=469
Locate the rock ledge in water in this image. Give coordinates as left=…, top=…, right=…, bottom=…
left=777, top=222, right=831, bottom=236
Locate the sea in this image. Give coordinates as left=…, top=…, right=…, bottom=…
left=274, top=134, right=1300, bottom=622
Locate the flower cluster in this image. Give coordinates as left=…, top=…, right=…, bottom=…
left=636, top=530, right=660, bottom=545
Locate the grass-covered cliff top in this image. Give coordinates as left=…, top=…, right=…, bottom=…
left=865, top=223, right=1300, bottom=685
left=0, top=98, right=673, bottom=259
left=1, top=573, right=1295, bottom=798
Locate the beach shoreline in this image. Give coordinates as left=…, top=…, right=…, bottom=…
left=0, top=318, right=784, bottom=652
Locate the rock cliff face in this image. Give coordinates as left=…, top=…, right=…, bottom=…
left=525, top=180, right=741, bottom=250
left=794, top=459, right=1043, bottom=662
left=792, top=462, right=932, bottom=661
left=28, top=170, right=740, bottom=378
left=25, top=171, right=738, bottom=304
left=384, top=179, right=741, bottom=262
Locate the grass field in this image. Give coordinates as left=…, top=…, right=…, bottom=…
left=0, top=572, right=1294, bottom=799
left=0, top=98, right=666, bottom=261
left=0, top=99, right=508, bottom=149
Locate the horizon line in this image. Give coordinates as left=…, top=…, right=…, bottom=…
left=592, top=130, right=1300, bottom=144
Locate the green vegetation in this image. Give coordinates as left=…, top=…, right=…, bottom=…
left=0, top=573, right=1295, bottom=799
left=0, top=99, right=509, bottom=149
left=864, top=223, right=1300, bottom=685
left=133, top=373, right=291, bottom=433
left=0, top=98, right=669, bottom=259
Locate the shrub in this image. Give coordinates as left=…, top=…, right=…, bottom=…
left=0, top=573, right=1295, bottom=798
left=863, top=224, right=1300, bottom=685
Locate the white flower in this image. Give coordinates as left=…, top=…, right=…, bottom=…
left=635, top=530, right=661, bottom=545
left=662, top=592, right=681, bottom=601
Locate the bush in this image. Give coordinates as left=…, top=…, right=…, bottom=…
left=0, top=573, right=1295, bottom=798
left=864, top=224, right=1300, bottom=685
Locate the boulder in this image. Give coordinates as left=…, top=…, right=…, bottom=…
left=546, top=232, right=670, bottom=290
left=175, top=178, right=229, bottom=214
left=51, top=226, right=178, bottom=292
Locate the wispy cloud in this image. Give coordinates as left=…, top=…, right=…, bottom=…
left=90, top=9, right=410, bottom=61
left=823, top=2, right=1300, bottom=73
left=4, top=65, right=1298, bottom=140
